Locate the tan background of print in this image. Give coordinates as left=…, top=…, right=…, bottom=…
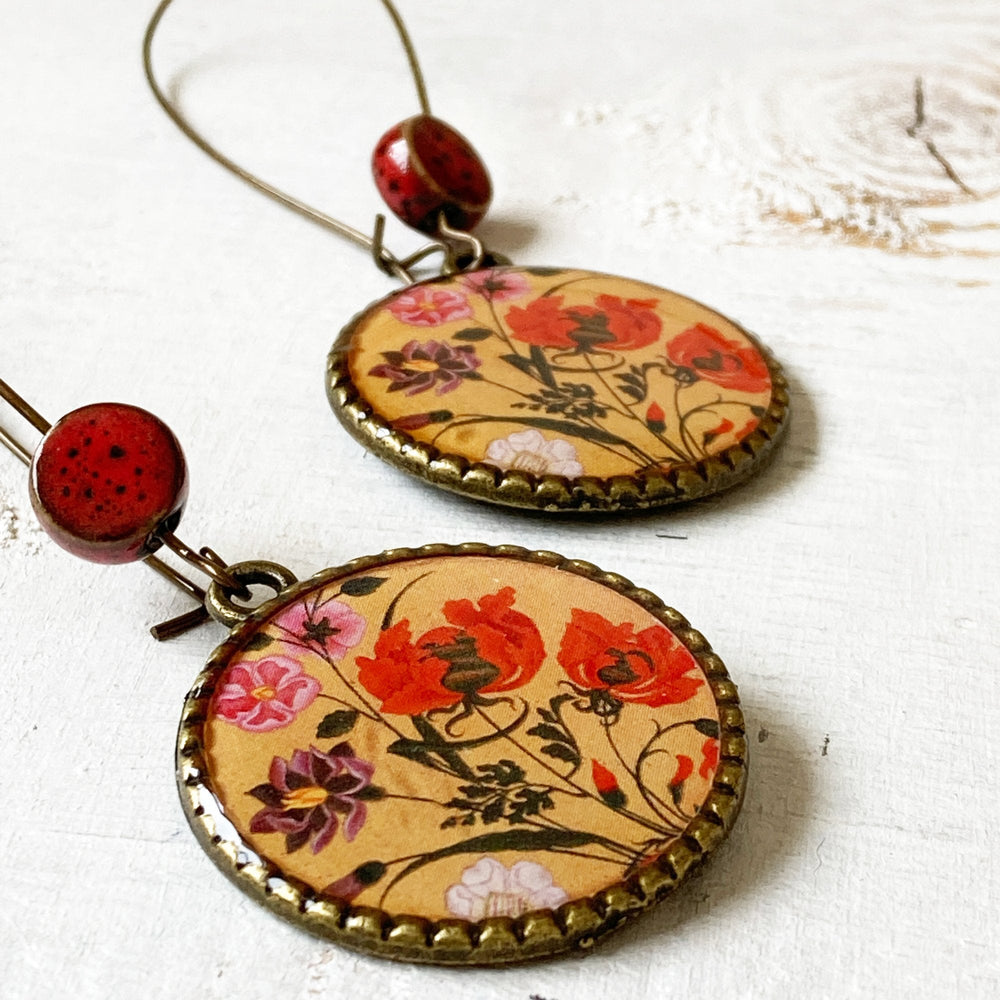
left=203, top=555, right=719, bottom=919
left=347, top=268, right=773, bottom=477
left=6, top=2, right=998, bottom=994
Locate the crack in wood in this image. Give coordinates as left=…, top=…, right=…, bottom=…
left=906, top=76, right=976, bottom=196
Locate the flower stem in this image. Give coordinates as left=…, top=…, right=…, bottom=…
left=473, top=705, right=674, bottom=838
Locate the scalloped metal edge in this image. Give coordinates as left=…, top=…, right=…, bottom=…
left=325, top=272, right=790, bottom=513
left=176, top=543, right=748, bottom=965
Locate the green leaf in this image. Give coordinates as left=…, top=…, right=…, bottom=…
left=457, top=784, right=495, bottom=800
left=524, top=266, right=566, bottom=277
left=452, top=327, right=494, bottom=342
left=386, top=738, right=437, bottom=764
left=389, top=704, right=529, bottom=760
left=481, top=798, right=505, bottom=824
left=693, top=718, right=721, bottom=738
left=243, top=632, right=274, bottom=651
left=500, top=352, right=538, bottom=379
left=317, top=709, right=359, bottom=739
left=529, top=345, right=558, bottom=389
left=527, top=723, right=573, bottom=744
left=476, top=760, right=526, bottom=786
left=355, top=860, right=387, bottom=885
left=541, top=742, right=579, bottom=764
left=383, top=827, right=603, bottom=898
left=341, top=575, right=387, bottom=597
left=599, top=788, right=627, bottom=810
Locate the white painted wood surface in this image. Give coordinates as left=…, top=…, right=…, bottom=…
left=2, top=1, right=998, bottom=996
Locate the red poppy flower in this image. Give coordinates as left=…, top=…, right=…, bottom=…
left=666, top=323, right=771, bottom=394
left=355, top=620, right=463, bottom=716
left=506, top=294, right=662, bottom=352
left=505, top=296, right=580, bottom=349
left=357, top=588, right=545, bottom=714
left=699, top=737, right=719, bottom=780
left=431, top=587, right=546, bottom=694
left=594, top=295, right=662, bottom=350
left=557, top=609, right=703, bottom=707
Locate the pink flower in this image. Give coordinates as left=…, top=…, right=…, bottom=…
left=445, top=857, right=569, bottom=918
left=213, top=655, right=321, bottom=733
left=461, top=267, right=531, bottom=301
left=274, top=596, right=366, bottom=659
left=387, top=286, right=473, bottom=326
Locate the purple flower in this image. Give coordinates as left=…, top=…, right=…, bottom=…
left=248, top=743, right=378, bottom=854
left=368, top=339, right=482, bottom=396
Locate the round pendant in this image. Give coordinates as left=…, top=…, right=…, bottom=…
left=178, top=544, right=746, bottom=965
left=327, top=267, right=789, bottom=512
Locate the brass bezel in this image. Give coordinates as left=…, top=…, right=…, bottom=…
left=326, top=272, right=790, bottom=513
left=177, top=543, right=748, bottom=965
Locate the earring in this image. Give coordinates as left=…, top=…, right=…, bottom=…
left=1, top=376, right=746, bottom=965
left=143, top=0, right=790, bottom=514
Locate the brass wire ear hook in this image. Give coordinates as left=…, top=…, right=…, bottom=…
left=142, top=0, right=487, bottom=282
left=0, top=377, right=248, bottom=641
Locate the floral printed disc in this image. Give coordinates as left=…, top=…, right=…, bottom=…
left=327, top=267, right=789, bottom=512
left=178, top=545, right=747, bottom=964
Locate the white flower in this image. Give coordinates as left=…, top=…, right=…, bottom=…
left=482, top=429, right=584, bottom=478
left=444, top=857, right=569, bottom=919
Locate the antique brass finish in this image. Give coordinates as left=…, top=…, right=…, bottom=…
left=177, top=543, right=748, bottom=965
left=327, top=288, right=790, bottom=513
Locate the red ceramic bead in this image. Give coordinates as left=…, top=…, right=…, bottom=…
left=30, top=403, right=188, bottom=564
left=372, top=114, right=492, bottom=234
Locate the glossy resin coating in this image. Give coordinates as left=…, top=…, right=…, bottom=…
left=328, top=266, right=790, bottom=512
left=372, top=115, right=492, bottom=233
left=30, top=403, right=187, bottom=563
left=178, top=545, right=747, bottom=964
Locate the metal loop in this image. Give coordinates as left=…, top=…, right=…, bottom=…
left=370, top=215, right=415, bottom=283
left=370, top=212, right=492, bottom=283
left=437, top=216, right=486, bottom=274
left=204, top=560, right=299, bottom=630
left=160, top=533, right=249, bottom=597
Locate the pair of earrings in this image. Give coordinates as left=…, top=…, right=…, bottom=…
left=1, top=0, right=786, bottom=966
